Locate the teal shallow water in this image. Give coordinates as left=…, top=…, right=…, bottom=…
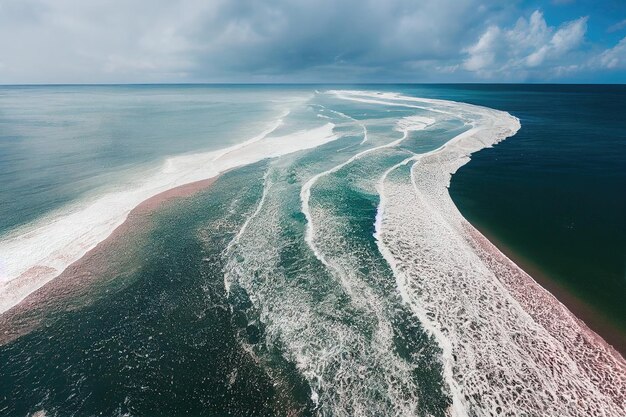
left=0, top=85, right=302, bottom=234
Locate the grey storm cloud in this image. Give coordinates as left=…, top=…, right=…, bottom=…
left=188, top=0, right=499, bottom=73
left=0, top=0, right=622, bottom=83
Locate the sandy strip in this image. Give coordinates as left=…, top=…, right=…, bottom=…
left=0, top=120, right=338, bottom=315
left=0, top=177, right=217, bottom=346
left=336, top=89, right=626, bottom=354
left=328, top=90, right=626, bottom=416
left=370, top=96, right=626, bottom=414
left=462, top=222, right=626, bottom=357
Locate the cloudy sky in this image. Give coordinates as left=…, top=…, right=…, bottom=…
left=1, top=0, right=625, bottom=83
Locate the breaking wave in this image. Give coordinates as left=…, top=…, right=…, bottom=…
left=0, top=104, right=338, bottom=314
left=224, top=90, right=626, bottom=416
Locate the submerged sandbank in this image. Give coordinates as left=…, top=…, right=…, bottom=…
left=0, top=177, right=218, bottom=346
left=0, top=118, right=338, bottom=315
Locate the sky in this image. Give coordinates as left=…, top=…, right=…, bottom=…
left=0, top=0, right=625, bottom=84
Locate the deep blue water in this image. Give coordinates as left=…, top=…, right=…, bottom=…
left=428, top=85, right=626, bottom=339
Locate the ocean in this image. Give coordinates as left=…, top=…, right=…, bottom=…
left=0, top=85, right=624, bottom=416
left=445, top=84, right=626, bottom=344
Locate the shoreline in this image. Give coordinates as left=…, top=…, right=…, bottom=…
left=0, top=176, right=218, bottom=346
left=0, top=120, right=338, bottom=315
left=457, top=216, right=626, bottom=358
left=384, top=103, right=626, bottom=412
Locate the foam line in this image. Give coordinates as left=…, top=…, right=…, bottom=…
left=330, top=89, right=465, bottom=109
left=331, top=109, right=369, bottom=145
left=359, top=124, right=368, bottom=145
left=0, top=115, right=339, bottom=314
left=223, top=170, right=272, bottom=295
left=328, top=90, right=458, bottom=118
left=372, top=92, right=626, bottom=415
left=210, top=110, right=290, bottom=161
left=374, top=154, right=468, bottom=417
left=300, top=115, right=433, bottom=269
left=314, top=105, right=369, bottom=145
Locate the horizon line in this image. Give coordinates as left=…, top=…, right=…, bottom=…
left=1, top=82, right=626, bottom=87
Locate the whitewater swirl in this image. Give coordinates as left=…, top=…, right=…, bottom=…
left=363, top=90, right=626, bottom=416
left=218, top=90, right=626, bottom=416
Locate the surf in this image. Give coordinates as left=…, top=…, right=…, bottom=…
left=367, top=91, right=626, bottom=415
left=2, top=87, right=625, bottom=417
left=0, top=109, right=338, bottom=314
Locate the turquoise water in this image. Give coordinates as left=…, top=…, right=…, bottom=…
left=0, top=86, right=624, bottom=416
left=0, top=85, right=303, bottom=234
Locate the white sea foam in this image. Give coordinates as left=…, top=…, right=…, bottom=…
left=301, top=114, right=433, bottom=269
left=275, top=110, right=448, bottom=415
left=0, top=113, right=338, bottom=314
left=359, top=124, right=368, bottom=145
left=227, top=160, right=426, bottom=417
left=328, top=90, right=459, bottom=119
left=223, top=90, right=626, bottom=416
left=223, top=170, right=272, bottom=295
left=315, top=104, right=370, bottom=145
left=367, top=91, right=626, bottom=415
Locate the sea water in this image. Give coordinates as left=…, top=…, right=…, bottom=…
left=0, top=85, right=624, bottom=417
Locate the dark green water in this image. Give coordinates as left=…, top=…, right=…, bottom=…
left=438, top=84, right=626, bottom=337
left=0, top=163, right=314, bottom=417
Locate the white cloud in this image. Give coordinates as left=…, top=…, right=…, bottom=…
left=550, top=17, right=588, bottom=52
left=0, top=1, right=620, bottom=83
left=463, top=26, right=501, bottom=72
left=607, top=19, right=626, bottom=33
left=0, top=0, right=508, bottom=83
left=599, top=37, right=626, bottom=69
left=463, top=10, right=588, bottom=79
left=0, top=0, right=218, bottom=83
